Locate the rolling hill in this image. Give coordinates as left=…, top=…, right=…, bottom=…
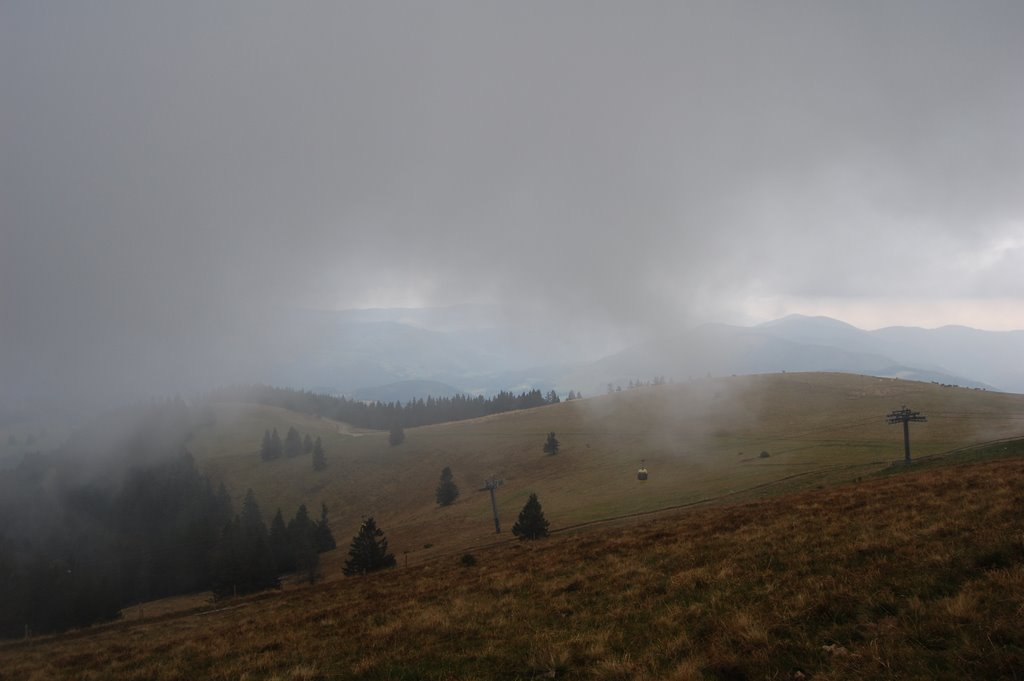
left=4, top=372, right=1024, bottom=680
left=3, top=435, right=1023, bottom=680
left=186, top=372, right=1024, bottom=562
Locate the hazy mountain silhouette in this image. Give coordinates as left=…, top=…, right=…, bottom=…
left=249, top=309, right=1020, bottom=398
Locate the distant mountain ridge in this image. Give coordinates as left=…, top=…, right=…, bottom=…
left=254, top=308, right=1022, bottom=399
left=555, top=321, right=999, bottom=398
left=752, top=315, right=1024, bottom=393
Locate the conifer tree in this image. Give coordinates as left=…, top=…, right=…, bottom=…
left=543, top=431, right=560, bottom=455
left=315, top=502, right=336, bottom=553
left=312, top=436, right=326, bottom=471
left=388, top=421, right=405, bottom=446
left=269, top=428, right=283, bottom=459
left=343, top=517, right=396, bottom=575
left=240, top=489, right=267, bottom=535
left=268, top=509, right=295, bottom=574
left=240, top=491, right=278, bottom=588
left=284, top=426, right=303, bottom=458
left=288, top=504, right=319, bottom=583
left=210, top=517, right=243, bottom=598
left=260, top=429, right=278, bottom=461
left=212, top=489, right=279, bottom=597
left=303, top=433, right=314, bottom=454
left=214, top=481, right=233, bottom=519
left=435, top=466, right=460, bottom=506
left=512, top=493, right=550, bottom=540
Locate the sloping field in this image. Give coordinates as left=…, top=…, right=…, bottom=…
left=3, top=443, right=1023, bottom=680
left=187, top=373, right=1024, bottom=561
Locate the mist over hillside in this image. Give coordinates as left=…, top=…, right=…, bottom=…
left=186, top=308, right=1022, bottom=402
left=4, top=3, right=1024, bottom=675
left=1, top=303, right=1017, bottom=424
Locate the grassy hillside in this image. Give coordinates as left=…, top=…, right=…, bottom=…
left=3, top=442, right=1023, bottom=680
left=187, top=373, right=1024, bottom=561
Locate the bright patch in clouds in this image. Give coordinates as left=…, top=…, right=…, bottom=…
left=741, top=296, right=1024, bottom=331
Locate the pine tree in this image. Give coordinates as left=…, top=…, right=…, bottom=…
left=284, top=426, right=303, bottom=458
left=240, top=489, right=266, bottom=535
left=260, top=429, right=278, bottom=461
left=388, top=421, right=405, bottom=446
left=240, top=491, right=278, bottom=590
left=268, top=509, right=295, bottom=574
left=288, top=504, right=319, bottom=583
left=315, top=503, right=336, bottom=553
left=543, top=431, right=560, bottom=455
left=270, top=428, right=283, bottom=459
left=210, top=517, right=243, bottom=598
left=303, top=433, right=314, bottom=454
left=343, top=517, right=396, bottom=575
left=214, top=482, right=233, bottom=519
left=312, top=436, right=326, bottom=471
left=435, top=466, right=460, bottom=506
left=211, top=489, right=279, bottom=597
left=512, top=493, right=549, bottom=540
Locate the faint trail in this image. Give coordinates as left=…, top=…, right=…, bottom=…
left=197, top=603, right=250, bottom=616
left=323, top=418, right=363, bottom=437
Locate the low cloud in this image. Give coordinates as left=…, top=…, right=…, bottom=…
left=2, top=1, right=1022, bottom=405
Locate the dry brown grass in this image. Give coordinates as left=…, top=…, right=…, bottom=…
left=184, top=373, right=1024, bottom=570
left=3, top=451, right=1024, bottom=680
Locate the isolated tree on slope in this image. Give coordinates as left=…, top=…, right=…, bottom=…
left=435, top=466, right=460, bottom=506
left=260, top=429, right=280, bottom=461
left=343, top=517, right=397, bottom=575
left=312, top=436, right=326, bottom=471
left=284, top=426, right=303, bottom=458
left=389, top=421, right=405, bottom=446
left=543, top=431, right=560, bottom=455
left=512, top=493, right=549, bottom=540
left=268, top=428, right=283, bottom=459
left=303, top=433, right=314, bottom=454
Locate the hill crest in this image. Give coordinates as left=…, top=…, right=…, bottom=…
left=188, top=372, right=1024, bottom=561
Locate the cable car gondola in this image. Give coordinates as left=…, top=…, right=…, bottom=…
left=636, top=460, right=648, bottom=481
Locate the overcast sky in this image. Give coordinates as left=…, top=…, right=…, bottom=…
left=2, top=1, right=1023, bottom=403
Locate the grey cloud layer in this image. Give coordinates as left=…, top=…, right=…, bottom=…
left=2, top=1, right=1022, bottom=402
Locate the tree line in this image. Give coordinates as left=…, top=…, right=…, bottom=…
left=0, top=400, right=334, bottom=638
left=212, top=490, right=335, bottom=596
left=209, top=385, right=578, bottom=431
left=0, top=395, right=565, bottom=637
